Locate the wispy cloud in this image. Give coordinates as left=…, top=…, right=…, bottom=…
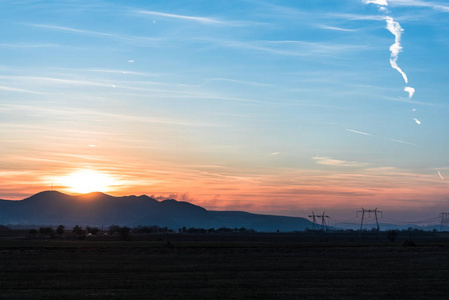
left=0, top=104, right=221, bottom=128
left=363, top=0, right=389, bottom=5
left=24, top=23, right=162, bottom=47
left=389, top=0, right=449, bottom=12
left=26, top=23, right=114, bottom=37
left=0, top=43, right=60, bottom=49
left=329, top=13, right=387, bottom=21
left=0, top=85, right=43, bottom=94
left=312, top=156, right=369, bottom=167
left=135, top=10, right=225, bottom=24
left=203, top=78, right=272, bottom=87
left=206, top=38, right=368, bottom=57
left=319, top=25, right=356, bottom=32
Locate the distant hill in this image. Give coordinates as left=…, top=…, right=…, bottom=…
left=0, top=191, right=313, bottom=232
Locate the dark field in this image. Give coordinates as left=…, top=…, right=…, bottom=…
left=1, top=233, right=449, bottom=299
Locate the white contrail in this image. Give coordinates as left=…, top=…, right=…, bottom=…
left=363, top=1, right=410, bottom=84
left=346, top=128, right=420, bottom=147
left=404, top=86, right=415, bottom=98
left=346, top=129, right=373, bottom=136
left=386, top=17, right=408, bottom=83
left=437, top=169, right=445, bottom=181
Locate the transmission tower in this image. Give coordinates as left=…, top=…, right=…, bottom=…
left=318, top=212, right=330, bottom=231
left=440, top=212, right=449, bottom=231
left=357, top=208, right=383, bottom=231
left=308, top=211, right=330, bottom=231
left=308, top=211, right=319, bottom=231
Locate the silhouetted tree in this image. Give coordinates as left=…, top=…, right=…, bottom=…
left=108, top=225, right=120, bottom=235
left=86, top=226, right=100, bottom=235
left=56, top=225, right=65, bottom=237
left=386, top=230, right=399, bottom=242
left=72, top=225, right=85, bottom=237
left=118, top=226, right=131, bottom=240
left=29, top=229, right=38, bottom=238
left=39, top=227, right=54, bottom=238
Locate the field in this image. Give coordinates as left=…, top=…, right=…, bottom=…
left=1, top=232, right=449, bottom=299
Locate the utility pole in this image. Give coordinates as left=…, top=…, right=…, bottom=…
left=440, top=212, right=449, bottom=231
left=357, top=208, right=383, bottom=231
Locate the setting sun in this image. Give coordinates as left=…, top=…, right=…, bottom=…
left=59, top=170, right=116, bottom=194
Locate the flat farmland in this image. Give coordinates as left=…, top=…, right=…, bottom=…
left=1, top=233, right=449, bottom=299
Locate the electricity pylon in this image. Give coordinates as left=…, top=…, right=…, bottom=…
left=309, top=211, right=330, bottom=231
left=357, top=208, right=383, bottom=231
left=308, top=212, right=319, bottom=231
left=440, top=212, right=449, bottom=231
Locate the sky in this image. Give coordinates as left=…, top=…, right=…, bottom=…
left=1, top=0, right=449, bottom=222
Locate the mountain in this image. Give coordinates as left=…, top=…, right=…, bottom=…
left=0, top=191, right=313, bottom=232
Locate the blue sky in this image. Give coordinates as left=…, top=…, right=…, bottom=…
left=1, top=0, right=449, bottom=221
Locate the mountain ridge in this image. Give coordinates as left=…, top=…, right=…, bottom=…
left=0, top=191, right=313, bottom=232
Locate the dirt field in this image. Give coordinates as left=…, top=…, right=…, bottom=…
left=1, top=233, right=449, bottom=299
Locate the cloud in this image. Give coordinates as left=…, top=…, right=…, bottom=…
left=0, top=43, right=60, bottom=49
left=404, top=87, right=415, bottom=98
left=388, top=0, right=449, bottom=12
left=0, top=85, right=43, bottom=94
left=135, top=10, right=225, bottom=24
left=363, top=0, right=389, bottom=5
left=0, top=104, right=221, bottom=128
left=386, top=17, right=408, bottom=83
left=26, top=23, right=114, bottom=37
left=312, top=156, right=369, bottom=167
left=207, top=38, right=369, bottom=58
left=319, top=25, right=356, bottom=32
left=24, top=23, right=162, bottom=47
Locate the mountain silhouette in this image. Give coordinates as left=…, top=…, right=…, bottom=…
left=0, top=191, right=312, bottom=231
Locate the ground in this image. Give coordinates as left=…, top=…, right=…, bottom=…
left=1, top=232, right=449, bottom=299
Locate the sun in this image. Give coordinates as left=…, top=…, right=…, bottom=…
left=60, top=170, right=116, bottom=194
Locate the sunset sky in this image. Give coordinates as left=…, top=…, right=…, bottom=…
left=1, top=0, right=449, bottom=221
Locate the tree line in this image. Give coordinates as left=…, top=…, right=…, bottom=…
left=27, top=224, right=257, bottom=240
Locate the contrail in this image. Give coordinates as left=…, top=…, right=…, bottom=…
left=346, top=128, right=420, bottom=147
left=346, top=129, right=373, bottom=136
left=386, top=17, right=408, bottom=83
left=363, top=1, right=410, bottom=85
left=404, top=86, right=415, bottom=98
left=437, top=169, right=445, bottom=181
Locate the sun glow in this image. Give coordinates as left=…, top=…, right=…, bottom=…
left=60, top=170, right=116, bottom=194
